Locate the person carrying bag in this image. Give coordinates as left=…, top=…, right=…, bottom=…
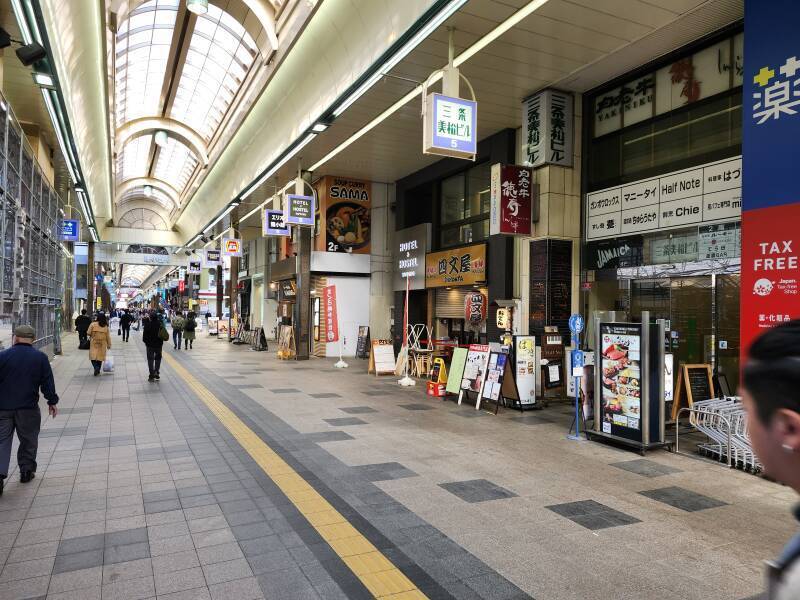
left=87, top=314, right=112, bottom=377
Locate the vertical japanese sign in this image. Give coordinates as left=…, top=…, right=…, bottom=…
left=323, top=285, right=339, bottom=343
left=423, top=93, right=477, bottom=159
left=521, top=89, right=573, bottom=167
left=490, top=164, right=534, bottom=235
left=741, top=0, right=800, bottom=357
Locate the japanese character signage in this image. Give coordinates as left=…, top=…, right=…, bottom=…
left=60, top=219, right=80, bottom=242
left=741, top=0, right=800, bottom=357
left=221, top=238, right=242, bottom=257
left=187, top=260, right=201, bottom=275
left=522, top=89, right=573, bottom=167
left=284, top=194, right=314, bottom=227
left=262, top=209, right=290, bottom=237
left=323, top=285, right=339, bottom=343
left=585, top=156, right=741, bottom=240
left=423, top=93, right=477, bottom=159
left=393, top=223, right=430, bottom=291
left=425, top=243, right=487, bottom=288
left=489, top=164, right=534, bottom=236
left=204, top=249, right=221, bottom=267
left=698, top=222, right=740, bottom=261
left=465, top=292, right=487, bottom=325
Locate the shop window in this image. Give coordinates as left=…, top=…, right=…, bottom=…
left=439, top=162, right=490, bottom=248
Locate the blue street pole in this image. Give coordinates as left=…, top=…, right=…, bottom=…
left=567, top=314, right=585, bottom=441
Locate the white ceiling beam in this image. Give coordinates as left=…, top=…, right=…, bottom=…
left=117, top=117, right=209, bottom=165
left=96, top=225, right=183, bottom=246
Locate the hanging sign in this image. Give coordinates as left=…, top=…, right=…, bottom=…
left=316, top=176, right=372, bottom=253
left=489, top=164, right=534, bottom=236
left=323, top=285, right=339, bottom=343
left=285, top=194, right=315, bottom=227
left=263, top=209, right=290, bottom=237
left=423, top=93, right=477, bottom=160
left=187, top=260, right=201, bottom=275
left=393, top=223, right=431, bottom=291
left=204, top=249, right=221, bottom=267
left=521, top=89, right=574, bottom=167
left=178, top=280, right=186, bottom=294
left=60, top=219, right=80, bottom=242
left=221, top=238, right=242, bottom=257
left=425, top=243, right=487, bottom=288
left=464, top=292, right=487, bottom=325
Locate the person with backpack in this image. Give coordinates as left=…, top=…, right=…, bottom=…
left=183, top=311, right=197, bottom=350
left=742, top=320, right=800, bottom=599
left=142, top=310, right=166, bottom=382
left=171, top=312, right=185, bottom=350
left=119, top=309, right=134, bottom=342
left=87, top=313, right=112, bottom=376
left=75, top=309, right=91, bottom=348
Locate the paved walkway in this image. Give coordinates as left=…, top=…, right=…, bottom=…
left=0, top=332, right=794, bottom=599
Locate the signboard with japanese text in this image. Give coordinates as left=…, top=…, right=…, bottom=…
left=323, top=285, right=339, bottom=343
left=425, top=243, right=487, bottom=288
left=285, top=194, right=315, bottom=227
left=698, top=222, right=740, bottom=260
left=585, top=156, right=741, bottom=240
left=315, top=176, right=372, bottom=253
left=221, top=238, right=242, bottom=257
left=599, top=323, right=643, bottom=441
left=204, top=249, right=221, bottom=267
left=393, top=224, right=430, bottom=291
left=489, top=164, right=533, bottom=236
left=521, top=89, right=573, bottom=167
left=187, top=260, right=201, bottom=275
left=263, top=209, right=290, bottom=237
left=60, top=219, right=80, bottom=242
left=423, top=93, right=477, bottom=159
left=741, top=0, right=800, bottom=355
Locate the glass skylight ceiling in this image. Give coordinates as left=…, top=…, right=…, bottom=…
left=116, top=134, right=153, bottom=183
left=118, top=186, right=175, bottom=211
left=169, top=4, right=258, bottom=141
left=153, top=137, right=198, bottom=193
left=118, top=208, right=169, bottom=230
left=121, top=264, right=156, bottom=287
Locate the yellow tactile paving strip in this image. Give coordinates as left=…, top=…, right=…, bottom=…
left=163, top=352, right=428, bottom=599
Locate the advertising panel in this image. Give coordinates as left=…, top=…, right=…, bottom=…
left=263, top=209, right=290, bottom=237
left=599, top=323, right=643, bottom=442
left=514, top=335, right=537, bottom=405
left=425, top=243, right=487, bottom=288
left=423, top=93, right=477, bottom=159
left=393, top=223, right=430, bottom=291
left=285, top=194, right=315, bottom=227
left=460, top=344, right=490, bottom=394
left=323, top=285, right=339, bottom=343
left=489, top=164, right=533, bottom=236
left=315, top=176, right=372, bottom=253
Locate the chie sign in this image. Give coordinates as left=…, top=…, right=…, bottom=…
left=323, top=285, right=339, bottom=342
left=490, top=164, right=533, bottom=236
left=221, top=238, right=242, bottom=257
left=741, top=0, right=800, bottom=356
left=285, top=194, right=314, bottom=226
left=263, top=209, right=290, bottom=237
left=423, top=93, right=477, bottom=159
left=521, top=89, right=573, bottom=167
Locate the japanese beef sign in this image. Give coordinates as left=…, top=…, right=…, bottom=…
left=263, top=209, right=290, bottom=237
left=425, top=243, right=487, bottom=288
left=285, top=194, right=314, bottom=227
left=323, top=285, right=339, bottom=343
left=741, top=0, right=800, bottom=356
left=423, top=93, right=477, bottom=160
left=490, top=164, right=533, bottom=236
left=521, top=89, right=573, bottom=167
left=585, top=156, right=741, bottom=240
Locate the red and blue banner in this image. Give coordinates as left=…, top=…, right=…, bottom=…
left=741, top=0, right=800, bottom=358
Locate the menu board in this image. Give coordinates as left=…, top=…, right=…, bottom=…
left=356, top=326, right=370, bottom=359
left=207, top=317, right=219, bottom=335
left=514, top=336, right=537, bottom=405
left=369, top=340, right=396, bottom=375
left=481, top=352, right=509, bottom=402
left=600, top=323, right=643, bottom=441
left=460, top=344, right=490, bottom=394
left=446, top=348, right=468, bottom=395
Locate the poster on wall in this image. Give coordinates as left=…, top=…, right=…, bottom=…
left=514, top=336, right=537, bottom=405
left=599, top=323, right=643, bottom=441
left=460, top=344, right=490, bottom=398
left=315, top=176, right=372, bottom=254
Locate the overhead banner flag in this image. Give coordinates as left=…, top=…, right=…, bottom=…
left=263, top=209, right=290, bottom=237
left=323, top=285, right=339, bottom=342
left=221, top=238, right=242, bottom=257
left=741, top=0, right=800, bottom=357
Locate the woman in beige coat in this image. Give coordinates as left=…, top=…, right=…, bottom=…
left=87, top=313, right=112, bottom=376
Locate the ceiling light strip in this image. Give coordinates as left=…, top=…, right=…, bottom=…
left=239, top=132, right=316, bottom=201
left=40, top=89, right=79, bottom=186
left=311, top=0, right=549, bottom=173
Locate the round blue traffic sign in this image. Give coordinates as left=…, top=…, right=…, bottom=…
left=568, top=313, right=584, bottom=335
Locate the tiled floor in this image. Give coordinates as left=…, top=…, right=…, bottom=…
left=0, top=333, right=794, bottom=599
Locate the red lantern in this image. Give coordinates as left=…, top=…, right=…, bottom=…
left=465, top=292, right=487, bottom=325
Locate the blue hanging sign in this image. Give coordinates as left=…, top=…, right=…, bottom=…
left=424, top=93, right=477, bottom=160
left=60, top=219, right=80, bottom=242
left=285, top=194, right=314, bottom=227
left=568, top=313, right=584, bottom=336
left=263, top=209, right=291, bottom=236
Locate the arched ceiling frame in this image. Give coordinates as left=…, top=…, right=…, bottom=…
left=116, top=117, right=209, bottom=165
left=115, top=176, right=180, bottom=209
left=114, top=198, right=173, bottom=224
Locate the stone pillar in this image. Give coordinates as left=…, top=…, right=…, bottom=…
left=87, top=241, right=95, bottom=314
left=293, top=171, right=313, bottom=360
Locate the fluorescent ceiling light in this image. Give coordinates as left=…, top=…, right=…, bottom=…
left=240, top=133, right=316, bottom=201
left=186, top=0, right=209, bottom=15
left=203, top=203, right=237, bottom=233
left=312, top=0, right=550, bottom=172
left=188, top=234, right=201, bottom=245
left=331, top=0, right=468, bottom=118
left=32, top=72, right=54, bottom=88
left=144, top=185, right=153, bottom=197
left=10, top=0, right=32, bottom=44
left=311, top=122, right=328, bottom=133
left=41, top=89, right=79, bottom=185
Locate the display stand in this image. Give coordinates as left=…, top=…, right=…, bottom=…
left=475, top=351, right=519, bottom=414
left=426, top=357, right=448, bottom=397
left=444, top=347, right=468, bottom=401
left=368, top=340, right=396, bottom=376
left=511, top=335, right=538, bottom=411
left=671, top=363, right=714, bottom=421
left=457, top=344, right=490, bottom=409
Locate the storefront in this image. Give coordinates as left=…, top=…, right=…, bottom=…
left=582, top=26, right=743, bottom=389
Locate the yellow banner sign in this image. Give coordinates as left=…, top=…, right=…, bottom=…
left=425, top=243, right=487, bottom=288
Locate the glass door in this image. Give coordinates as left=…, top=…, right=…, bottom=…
left=668, top=276, right=713, bottom=367
left=715, top=274, right=740, bottom=393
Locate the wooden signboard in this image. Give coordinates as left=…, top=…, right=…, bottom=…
left=476, top=351, right=520, bottom=413
left=277, top=325, right=295, bottom=360
left=368, top=340, right=396, bottom=375
left=445, top=347, right=468, bottom=396
left=356, top=326, right=370, bottom=359
left=671, top=363, right=714, bottom=420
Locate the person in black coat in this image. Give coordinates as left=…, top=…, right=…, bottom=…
left=119, top=310, right=134, bottom=342
left=75, top=310, right=91, bottom=346
left=142, top=310, right=164, bottom=382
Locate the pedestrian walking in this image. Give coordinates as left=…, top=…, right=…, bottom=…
left=171, top=312, right=185, bottom=350
left=75, top=309, right=91, bottom=348
left=87, top=313, right=112, bottom=376
left=0, top=325, right=58, bottom=495
left=742, top=320, right=800, bottom=600
left=120, top=309, right=133, bottom=342
left=183, top=311, right=197, bottom=350
left=143, top=310, right=165, bottom=382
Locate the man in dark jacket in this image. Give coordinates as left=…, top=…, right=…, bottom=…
left=0, top=325, right=58, bottom=495
left=142, top=310, right=164, bottom=382
left=119, top=310, right=134, bottom=342
left=75, top=309, right=91, bottom=346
